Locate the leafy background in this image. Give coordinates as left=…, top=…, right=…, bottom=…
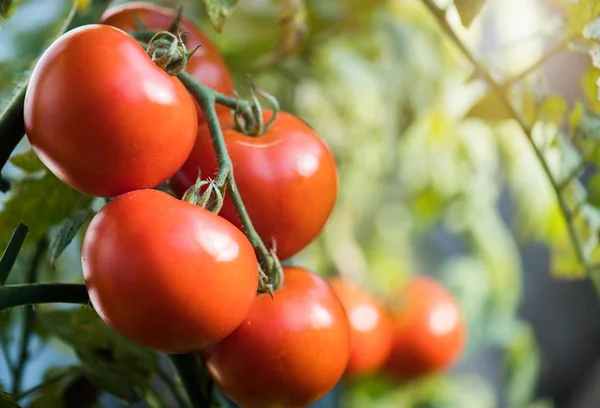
left=2, top=0, right=600, bottom=407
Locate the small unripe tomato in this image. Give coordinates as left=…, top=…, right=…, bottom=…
left=170, top=111, right=338, bottom=260
left=385, top=276, right=466, bottom=380
left=82, top=189, right=258, bottom=353
left=203, top=266, right=350, bottom=408
left=24, top=25, right=197, bottom=197
left=329, top=278, right=393, bottom=378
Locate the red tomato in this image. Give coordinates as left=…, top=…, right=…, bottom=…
left=203, top=266, right=350, bottom=408
left=100, top=2, right=234, bottom=119
left=385, top=276, right=466, bottom=380
left=329, top=278, right=393, bottom=378
left=170, top=111, right=338, bottom=260
left=82, top=189, right=258, bottom=353
left=24, top=25, right=197, bottom=197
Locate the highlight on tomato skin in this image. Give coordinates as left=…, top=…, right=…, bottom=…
left=203, top=266, right=350, bottom=408
left=82, top=189, right=259, bottom=354
left=384, top=275, right=466, bottom=381
left=170, top=110, right=339, bottom=261
left=23, top=24, right=197, bottom=198
left=329, top=277, right=394, bottom=379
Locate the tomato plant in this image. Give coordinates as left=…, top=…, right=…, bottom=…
left=385, top=276, right=466, bottom=380
left=170, top=111, right=338, bottom=260
left=100, top=2, right=234, bottom=119
left=203, top=266, right=350, bottom=408
left=24, top=24, right=197, bottom=197
left=329, top=277, right=393, bottom=379
left=82, top=189, right=258, bottom=353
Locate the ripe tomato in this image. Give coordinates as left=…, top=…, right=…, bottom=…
left=101, top=2, right=234, bottom=119
left=203, top=266, right=350, bottom=408
left=385, top=276, right=465, bottom=380
left=329, top=278, right=393, bottom=378
left=170, top=111, right=338, bottom=260
left=82, top=189, right=258, bottom=353
left=24, top=25, right=197, bottom=197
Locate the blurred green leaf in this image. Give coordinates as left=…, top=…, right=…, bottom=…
left=539, top=95, right=568, bottom=126
left=9, top=151, right=45, bottom=173
left=0, top=151, right=93, bottom=249
left=0, top=392, right=20, bottom=408
left=467, top=92, right=512, bottom=122
left=48, top=208, right=94, bottom=267
left=505, top=322, right=542, bottom=408
left=38, top=307, right=157, bottom=402
left=454, top=0, right=486, bottom=27
left=204, top=0, right=238, bottom=32
left=0, top=0, right=22, bottom=19
left=30, top=367, right=100, bottom=408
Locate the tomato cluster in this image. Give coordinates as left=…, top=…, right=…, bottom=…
left=23, top=2, right=466, bottom=406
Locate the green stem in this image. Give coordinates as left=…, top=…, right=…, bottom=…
left=0, top=284, right=89, bottom=312
left=420, top=0, right=591, bottom=284
left=177, top=72, right=284, bottom=291
left=0, top=85, right=26, bottom=172
left=157, top=366, right=192, bottom=408
left=169, top=354, right=212, bottom=408
left=0, top=224, right=29, bottom=285
left=12, top=241, right=45, bottom=395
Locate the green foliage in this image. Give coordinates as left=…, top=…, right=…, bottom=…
left=0, top=151, right=92, bottom=250
left=0, top=392, right=20, bottom=408
left=48, top=208, right=94, bottom=267
left=203, top=0, right=238, bottom=32
left=38, top=307, right=158, bottom=402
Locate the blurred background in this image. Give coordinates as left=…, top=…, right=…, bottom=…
left=2, top=0, right=600, bottom=407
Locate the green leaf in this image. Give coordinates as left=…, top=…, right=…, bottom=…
left=454, top=0, right=487, bottom=27
left=0, top=0, right=23, bottom=19
left=0, top=392, right=21, bottom=408
left=29, top=367, right=100, bottom=408
left=0, top=151, right=93, bottom=250
left=505, top=322, right=542, bottom=408
left=38, top=307, right=157, bottom=402
left=466, top=92, right=512, bottom=122
left=539, top=95, right=568, bottom=126
left=48, top=208, right=94, bottom=267
left=203, top=0, right=238, bottom=32
left=9, top=151, right=45, bottom=173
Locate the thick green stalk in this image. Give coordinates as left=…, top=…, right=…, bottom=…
left=0, top=284, right=89, bottom=311
left=177, top=72, right=283, bottom=291
left=169, top=354, right=212, bottom=408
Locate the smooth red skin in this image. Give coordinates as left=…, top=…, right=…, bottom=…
left=100, top=2, right=234, bottom=119
left=329, top=278, right=393, bottom=379
left=82, top=189, right=258, bottom=353
left=24, top=25, right=197, bottom=197
left=170, top=111, right=338, bottom=260
left=203, top=266, right=350, bottom=408
left=385, top=276, right=466, bottom=380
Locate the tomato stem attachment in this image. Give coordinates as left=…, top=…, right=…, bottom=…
left=177, top=72, right=284, bottom=293
left=146, top=31, right=192, bottom=76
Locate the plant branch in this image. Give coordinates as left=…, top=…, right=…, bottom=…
left=0, top=284, right=89, bottom=312
left=14, top=372, right=70, bottom=401
left=12, top=241, right=45, bottom=395
left=177, top=72, right=283, bottom=290
left=420, top=0, right=590, bottom=281
left=169, top=354, right=212, bottom=408
left=0, top=86, right=26, bottom=173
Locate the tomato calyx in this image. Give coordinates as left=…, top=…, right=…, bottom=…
left=231, top=79, right=280, bottom=137
left=181, top=172, right=226, bottom=214
left=146, top=30, right=200, bottom=76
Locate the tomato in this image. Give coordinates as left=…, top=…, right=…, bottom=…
left=101, top=2, right=234, bottom=119
left=385, top=276, right=465, bottom=380
left=203, top=266, right=350, bottom=408
left=329, top=278, right=393, bottom=378
left=170, top=111, right=338, bottom=260
left=82, top=189, right=258, bottom=353
left=24, top=25, right=197, bottom=197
